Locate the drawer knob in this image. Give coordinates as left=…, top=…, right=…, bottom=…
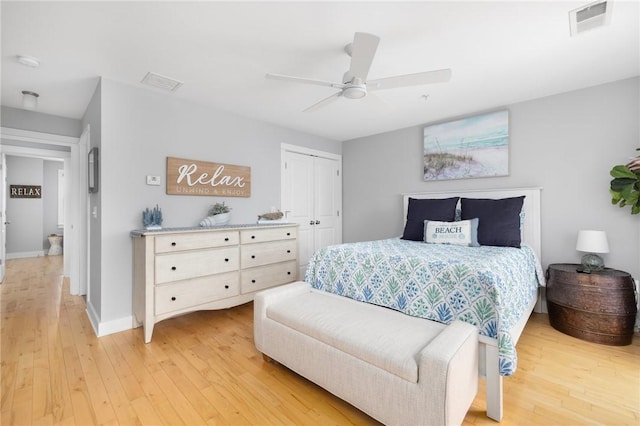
left=171, top=297, right=176, bottom=301
left=225, top=237, right=229, bottom=241
left=251, top=235, right=256, bottom=239
left=171, top=242, right=176, bottom=246
left=224, top=258, right=229, bottom=262
left=287, top=232, right=291, bottom=236
left=287, top=271, right=291, bottom=275
left=225, top=285, right=229, bottom=289
left=286, top=250, right=291, bottom=253
left=171, top=266, right=177, bottom=271
left=251, top=255, right=256, bottom=259
left=252, top=279, right=256, bottom=283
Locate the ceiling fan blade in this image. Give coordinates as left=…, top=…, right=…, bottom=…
left=367, top=68, right=452, bottom=91
left=266, top=73, right=344, bottom=89
left=347, top=32, right=380, bottom=81
left=303, top=92, right=342, bottom=112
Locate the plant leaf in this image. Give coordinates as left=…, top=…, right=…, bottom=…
left=610, top=177, right=635, bottom=191
left=610, top=165, right=638, bottom=179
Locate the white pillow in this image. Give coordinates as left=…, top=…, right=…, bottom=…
left=424, top=218, right=480, bottom=247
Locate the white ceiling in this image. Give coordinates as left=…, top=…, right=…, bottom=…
left=2, top=1, right=639, bottom=141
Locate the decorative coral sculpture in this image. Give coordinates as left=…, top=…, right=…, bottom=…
left=143, top=205, right=163, bottom=229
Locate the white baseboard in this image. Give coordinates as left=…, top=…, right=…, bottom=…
left=86, top=302, right=134, bottom=338
left=6, top=250, right=47, bottom=259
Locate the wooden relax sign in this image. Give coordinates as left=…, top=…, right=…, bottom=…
left=166, top=157, right=251, bottom=197
left=10, top=185, right=42, bottom=199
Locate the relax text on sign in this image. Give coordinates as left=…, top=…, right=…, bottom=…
left=166, top=157, right=251, bottom=197
left=10, top=185, right=42, bottom=199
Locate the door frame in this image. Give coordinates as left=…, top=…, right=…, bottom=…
left=0, top=127, right=85, bottom=294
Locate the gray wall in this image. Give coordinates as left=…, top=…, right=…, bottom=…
left=89, top=77, right=341, bottom=326
left=6, top=156, right=44, bottom=255
left=5, top=157, right=64, bottom=256
left=343, top=77, right=640, bottom=280
left=83, top=80, right=102, bottom=318
left=1, top=106, right=82, bottom=137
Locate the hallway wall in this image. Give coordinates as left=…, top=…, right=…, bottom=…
left=5, top=156, right=64, bottom=258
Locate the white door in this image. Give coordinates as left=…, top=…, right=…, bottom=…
left=0, top=153, right=6, bottom=282
left=282, top=147, right=342, bottom=278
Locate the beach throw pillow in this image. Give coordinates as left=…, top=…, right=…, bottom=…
left=461, top=196, right=525, bottom=248
left=401, top=197, right=459, bottom=241
left=424, top=218, right=479, bottom=246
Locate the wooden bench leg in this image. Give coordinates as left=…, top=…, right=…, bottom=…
left=262, top=354, right=278, bottom=364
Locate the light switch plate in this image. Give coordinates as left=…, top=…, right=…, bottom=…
left=146, top=175, right=161, bottom=186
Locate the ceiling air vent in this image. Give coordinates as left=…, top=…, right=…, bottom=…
left=569, top=1, right=612, bottom=36
left=141, top=72, right=183, bottom=91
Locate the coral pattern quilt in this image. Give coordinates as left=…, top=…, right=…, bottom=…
left=304, top=238, right=545, bottom=376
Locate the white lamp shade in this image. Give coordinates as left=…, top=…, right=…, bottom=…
left=576, top=230, right=609, bottom=254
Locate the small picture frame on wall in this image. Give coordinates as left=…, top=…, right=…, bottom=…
left=88, top=147, right=99, bottom=193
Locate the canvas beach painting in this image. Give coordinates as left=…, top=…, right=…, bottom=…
left=423, top=110, right=509, bottom=181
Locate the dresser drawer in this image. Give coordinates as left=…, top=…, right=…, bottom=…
left=155, top=272, right=240, bottom=315
left=155, top=247, right=239, bottom=284
left=155, top=231, right=239, bottom=253
left=241, top=239, right=297, bottom=268
left=240, top=260, right=297, bottom=293
left=240, top=226, right=297, bottom=244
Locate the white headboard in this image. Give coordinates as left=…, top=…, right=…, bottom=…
left=402, top=187, right=542, bottom=259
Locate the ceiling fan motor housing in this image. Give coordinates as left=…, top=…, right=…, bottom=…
left=343, top=77, right=367, bottom=99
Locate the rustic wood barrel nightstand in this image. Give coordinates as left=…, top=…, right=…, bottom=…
left=546, top=263, right=637, bottom=346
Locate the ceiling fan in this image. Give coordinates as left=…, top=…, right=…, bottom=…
left=266, top=32, right=452, bottom=112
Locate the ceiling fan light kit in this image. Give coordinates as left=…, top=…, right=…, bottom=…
left=266, top=32, right=452, bottom=112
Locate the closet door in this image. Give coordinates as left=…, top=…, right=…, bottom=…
left=282, top=148, right=341, bottom=278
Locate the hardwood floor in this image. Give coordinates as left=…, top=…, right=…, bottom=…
left=1, top=257, right=638, bottom=425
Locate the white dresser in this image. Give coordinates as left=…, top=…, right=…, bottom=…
left=132, top=224, right=298, bottom=342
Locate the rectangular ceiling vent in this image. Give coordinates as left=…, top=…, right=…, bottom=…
left=569, top=1, right=612, bottom=36
left=141, top=72, right=183, bottom=91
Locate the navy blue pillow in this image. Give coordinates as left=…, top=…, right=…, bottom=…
left=401, top=197, right=459, bottom=241
left=460, top=196, right=525, bottom=248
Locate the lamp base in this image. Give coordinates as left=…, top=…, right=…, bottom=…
left=580, top=253, right=605, bottom=273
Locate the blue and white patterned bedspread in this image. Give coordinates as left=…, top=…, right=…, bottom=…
left=304, top=238, right=545, bottom=376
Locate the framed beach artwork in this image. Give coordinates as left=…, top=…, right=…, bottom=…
left=423, top=110, right=509, bottom=181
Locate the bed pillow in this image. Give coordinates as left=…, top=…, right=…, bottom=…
left=424, top=218, right=479, bottom=247
left=401, top=197, right=459, bottom=241
left=461, top=196, right=525, bottom=248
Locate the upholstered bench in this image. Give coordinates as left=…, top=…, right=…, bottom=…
left=254, top=281, right=479, bottom=426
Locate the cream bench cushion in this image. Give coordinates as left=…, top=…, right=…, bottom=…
left=267, top=289, right=447, bottom=383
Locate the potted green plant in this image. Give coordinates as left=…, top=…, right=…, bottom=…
left=208, top=201, right=232, bottom=224
left=610, top=148, right=640, bottom=215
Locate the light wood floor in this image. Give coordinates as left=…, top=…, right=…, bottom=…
left=1, top=257, right=639, bottom=425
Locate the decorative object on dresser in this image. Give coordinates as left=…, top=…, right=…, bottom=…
left=200, top=202, right=232, bottom=226
left=609, top=147, right=639, bottom=215
left=546, top=263, right=637, bottom=346
left=142, top=204, right=163, bottom=230
left=132, top=224, right=298, bottom=342
left=575, top=230, right=609, bottom=273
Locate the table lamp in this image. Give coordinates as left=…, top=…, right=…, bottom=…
left=576, top=230, right=609, bottom=273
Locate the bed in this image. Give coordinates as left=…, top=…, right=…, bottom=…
left=304, top=187, right=544, bottom=421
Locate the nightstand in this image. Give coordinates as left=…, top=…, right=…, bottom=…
left=546, top=263, right=637, bottom=346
